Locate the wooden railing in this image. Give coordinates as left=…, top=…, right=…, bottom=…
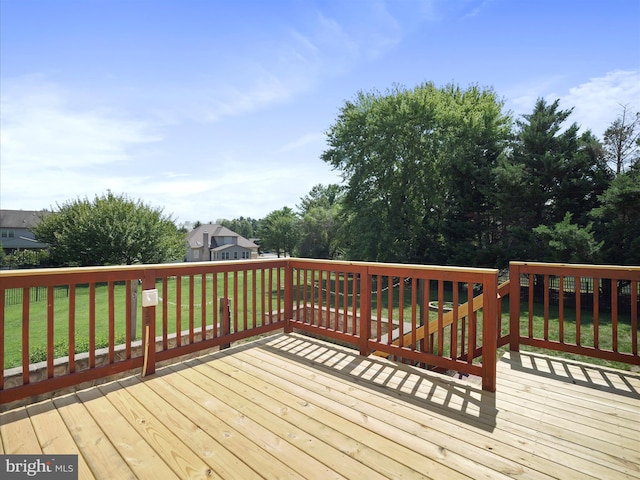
left=287, top=260, right=500, bottom=391
left=1, top=260, right=289, bottom=405
left=2, top=259, right=638, bottom=405
left=509, top=262, right=640, bottom=366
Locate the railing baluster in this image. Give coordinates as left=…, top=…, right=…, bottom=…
left=243, top=270, right=248, bottom=330
left=558, top=275, right=564, bottom=344
left=632, top=280, right=638, bottom=356
left=202, top=273, right=207, bottom=339
left=176, top=275, right=182, bottom=347
left=410, top=277, right=417, bottom=351
left=47, top=285, right=54, bottom=378
left=451, top=282, right=459, bottom=360
left=335, top=271, right=340, bottom=331
left=108, top=282, right=115, bottom=364
left=575, top=275, right=581, bottom=346
left=467, top=282, right=474, bottom=364
left=376, top=275, right=382, bottom=342
left=22, top=287, right=29, bottom=385
left=251, top=268, right=257, bottom=328
left=528, top=274, right=534, bottom=338
left=223, top=272, right=229, bottom=330
left=125, top=280, right=132, bottom=359
left=89, top=283, right=96, bottom=369
left=189, top=275, right=195, bottom=344
left=0, top=286, right=4, bottom=390
left=326, top=270, right=332, bottom=329
left=593, top=277, right=600, bottom=349
left=233, top=271, right=239, bottom=332
left=212, top=273, right=218, bottom=337
left=543, top=275, right=549, bottom=341
left=162, top=278, right=169, bottom=349
left=351, top=273, right=358, bottom=336
left=437, top=280, right=444, bottom=356
left=612, top=279, right=618, bottom=352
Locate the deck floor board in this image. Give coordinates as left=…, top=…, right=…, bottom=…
left=1, top=333, right=639, bottom=480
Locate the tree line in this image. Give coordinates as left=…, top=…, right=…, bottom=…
left=258, top=84, right=639, bottom=267
left=13, top=83, right=638, bottom=268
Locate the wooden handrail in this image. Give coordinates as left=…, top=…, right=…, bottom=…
left=373, top=280, right=510, bottom=358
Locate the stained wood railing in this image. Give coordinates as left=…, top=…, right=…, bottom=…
left=2, top=259, right=638, bottom=405
left=509, top=262, right=640, bottom=366
left=287, top=260, right=500, bottom=391
left=1, top=260, right=289, bottom=404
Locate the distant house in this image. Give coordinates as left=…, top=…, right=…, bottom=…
left=185, top=224, right=259, bottom=262
left=0, top=210, right=49, bottom=254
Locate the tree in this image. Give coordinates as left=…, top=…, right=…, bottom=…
left=297, top=184, right=343, bottom=214
left=322, top=83, right=511, bottom=264
left=590, top=166, right=640, bottom=265
left=33, top=192, right=186, bottom=266
left=533, top=213, right=602, bottom=263
left=438, top=86, right=512, bottom=266
left=217, top=217, right=259, bottom=239
left=493, top=98, right=611, bottom=263
left=603, top=104, right=640, bottom=175
left=258, top=207, right=299, bottom=257
left=296, top=184, right=343, bottom=259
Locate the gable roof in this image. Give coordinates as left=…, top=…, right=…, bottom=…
left=0, top=210, right=49, bottom=229
left=187, top=224, right=258, bottom=250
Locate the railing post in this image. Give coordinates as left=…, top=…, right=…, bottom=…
left=141, top=270, right=157, bottom=377
left=481, top=272, right=498, bottom=392
left=359, top=267, right=372, bottom=356
left=509, top=262, right=521, bottom=352
left=284, top=261, right=293, bottom=333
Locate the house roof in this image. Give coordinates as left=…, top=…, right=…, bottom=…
left=187, top=224, right=258, bottom=250
left=0, top=210, right=49, bottom=229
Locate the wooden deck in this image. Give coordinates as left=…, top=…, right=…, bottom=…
left=1, top=333, right=639, bottom=479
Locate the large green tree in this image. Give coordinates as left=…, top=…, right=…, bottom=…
left=493, top=98, right=611, bottom=263
left=34, top=192, right=186, bottom=266
left=322, top=83, right=511, bottom=264
left=590, top=165, right=640, bottom=265
left=258, top=207, right=299, bottom=257
left=296, top=184, right=343, bottom=259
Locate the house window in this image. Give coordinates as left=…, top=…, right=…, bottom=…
left=221, top=252, right=230, bottom=260
left=234, top=252, right=238, bottom=259
left=1, top=230, right=15, bottom=238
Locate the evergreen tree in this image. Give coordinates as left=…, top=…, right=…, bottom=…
left=494, top=98, right=610, bottom=263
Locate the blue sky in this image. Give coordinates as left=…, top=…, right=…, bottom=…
left=2, top=0, right=639, bottom=225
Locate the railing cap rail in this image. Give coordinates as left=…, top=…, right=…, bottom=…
left=0, top=258, right=290, bottom=280
left=287, top=258, right=499, bottom=275
left=510, top=261, right=640, bottom=273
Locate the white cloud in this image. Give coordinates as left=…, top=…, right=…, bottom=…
left=504, top=70, right=639, bottom=138
left=0, top=77, right=162, bottom=209
left=562, top=70, right=640, bottom=138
